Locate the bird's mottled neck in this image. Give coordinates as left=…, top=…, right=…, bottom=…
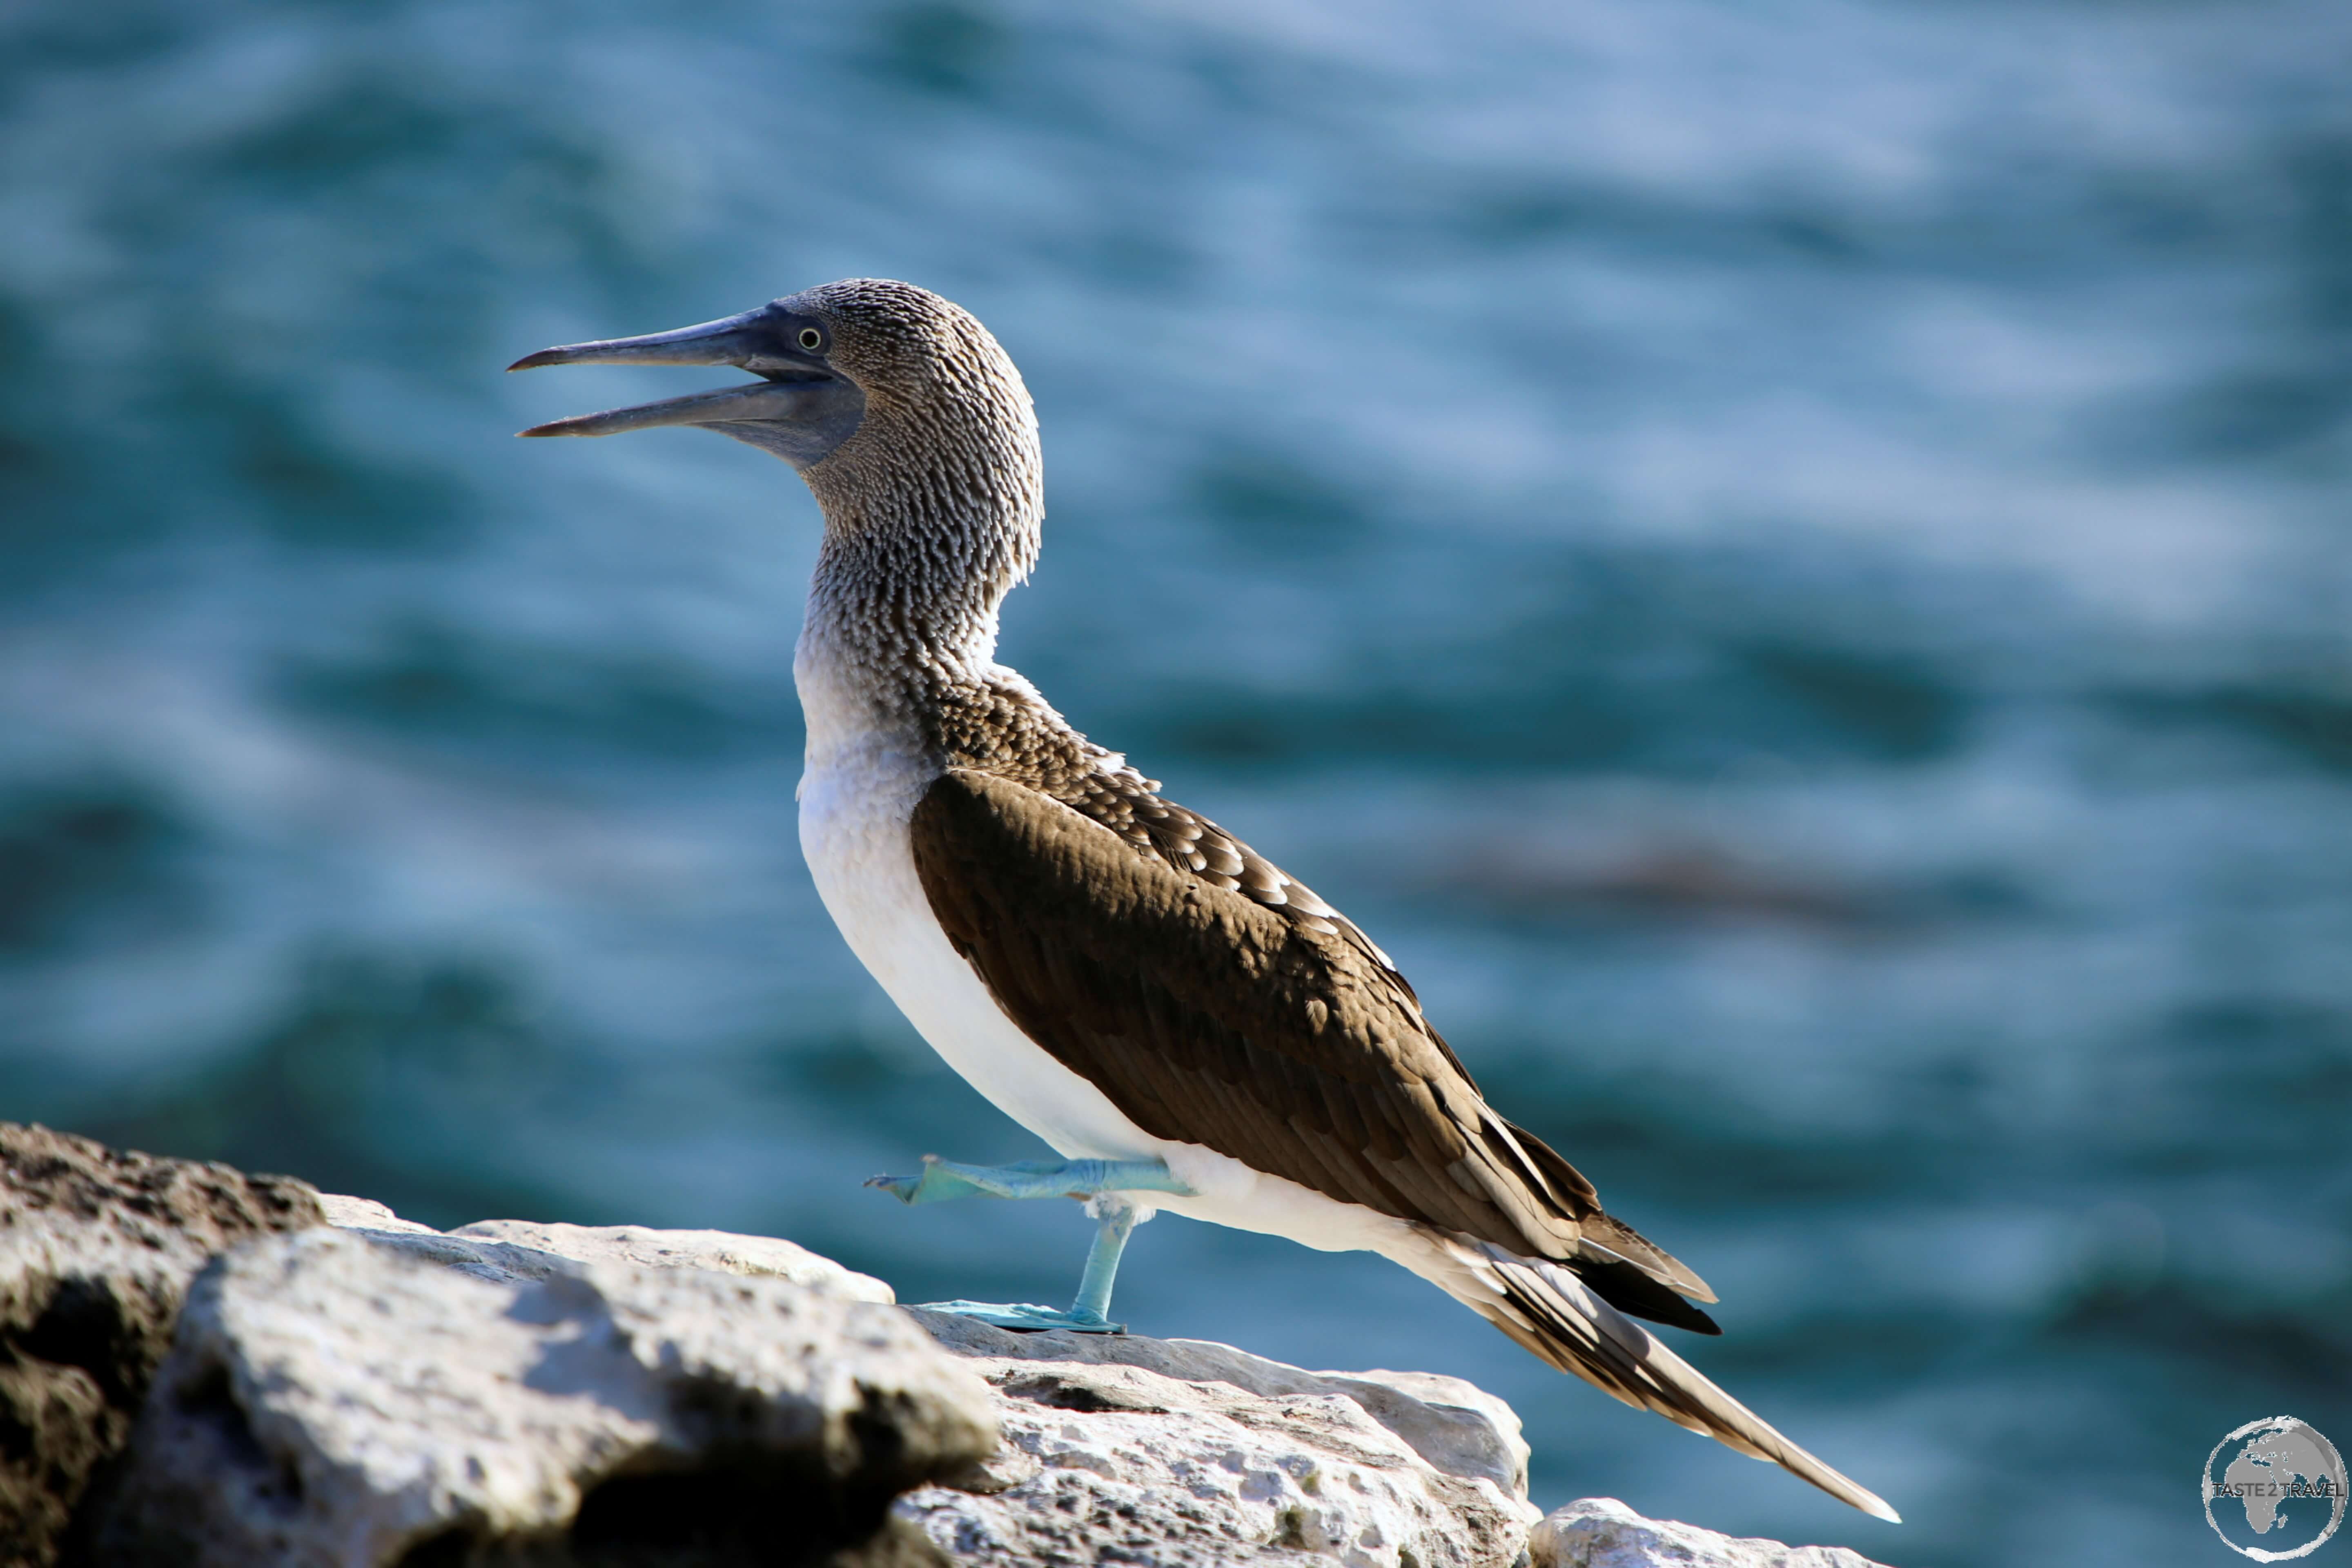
left=793, top=381, right=1081, bottom=778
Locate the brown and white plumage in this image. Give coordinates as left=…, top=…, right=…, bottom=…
left=511, top=278, right=1898, bottom=1523
left=906, top=766, right=1893, bottom=1520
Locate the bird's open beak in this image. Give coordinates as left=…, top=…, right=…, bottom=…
left=509, top=376, right=831, bottom=440
left=507, top=303, right=864, bottom=467
left=511, top=308, right=777, bottom=436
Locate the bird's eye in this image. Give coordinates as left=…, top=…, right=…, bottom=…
left=797, top=327, right=824, bottom=352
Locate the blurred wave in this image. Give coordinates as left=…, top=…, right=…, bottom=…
left=4, top=1, right=2350, bottom=1561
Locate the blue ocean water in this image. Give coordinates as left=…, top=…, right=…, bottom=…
left=3, top=1, right=2350, bottom=1561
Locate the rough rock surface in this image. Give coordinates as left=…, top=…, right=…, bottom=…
left=1529, top=1498, right=1897, bottom=1568
left=896, top=1310, right=1542, bottom=1568
left=14, top=1156, right=1896, bottom=1568
left=318, top=1193, right=895, bottom=1302
left=94, top=1227, right=996, bottom=1567
left=0, top=1123, right=322, bottom=1568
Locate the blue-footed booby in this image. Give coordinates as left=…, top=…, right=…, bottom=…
left=510, top=279, right=1898, bottom=1523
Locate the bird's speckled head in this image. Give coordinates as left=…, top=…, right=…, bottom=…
left=777, top=281, right=1042, bottom=574
left=510, top=279, right=1046, bottom=626
left=786, top=278, right=1008, bottom=408
left=507, top=278, right=1035, bottom=486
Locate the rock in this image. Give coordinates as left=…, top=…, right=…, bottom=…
left=306, top=1199, right=1541, bottom=1565
left=1529, top=1498, right=1897, bottom=1568
left=319, top=1193, right=896, bottom=1303
left=23, top=1172, right=1876, bottom=1568
left=897, top=1310, right=1542, bottom=1568
left=0, top=1123, right=321, bottom=1568
left=94, top=1227, right=997, bottom=1567
left=452, top=1218, right=897, bottom=1303
left=310, top=1194, right=437, bottom=1236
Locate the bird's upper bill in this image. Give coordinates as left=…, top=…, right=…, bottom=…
left=508, top=298, right=865, bottom=468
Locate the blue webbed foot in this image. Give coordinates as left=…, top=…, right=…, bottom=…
left=865, top=1155, right=1192, bottom=1206
left=913, top=1299, right=1126, bottom=1334
left=868, top=1160, right=1180, bottom=1332
left=865, top=1156, right=1072, bottom=1205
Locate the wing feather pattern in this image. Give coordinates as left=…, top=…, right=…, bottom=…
left=907, top=767, right=1715, bottom=1323
left=908, top=767, right=1902, bottom=1521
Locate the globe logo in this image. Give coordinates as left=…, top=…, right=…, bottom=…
left=2204, top=1416, right=2346, bottom=1561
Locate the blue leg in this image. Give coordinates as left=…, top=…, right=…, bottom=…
left=865, top=1156, right=1190, bottom=1334
left=1067, top=1200, right=1138, bottom=1325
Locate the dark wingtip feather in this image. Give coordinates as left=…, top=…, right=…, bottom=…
left=1584, top=1212, right=1718, bottom=1304
left=1468, top=1244, right=1897, bottom=1520
left=1569, top=1254, right=1722, bottom=1334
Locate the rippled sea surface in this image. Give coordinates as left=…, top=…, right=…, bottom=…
left=5, top=2, right=2350, bottom=1561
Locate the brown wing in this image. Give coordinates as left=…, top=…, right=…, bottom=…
left=907, top=767, right=1717, bottom=1324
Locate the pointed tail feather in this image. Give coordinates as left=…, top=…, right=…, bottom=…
left=1409, top=1236, right=1900, bottom=1522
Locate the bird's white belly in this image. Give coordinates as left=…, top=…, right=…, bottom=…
left=795, top=747, right=1414, bottom=1260
left=798, top=749, right=1154, bottom=1160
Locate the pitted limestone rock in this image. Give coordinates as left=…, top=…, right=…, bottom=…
left=316, top=1192, right=895, bottom=1301
left=0, top=1123, right=321, bottom=1568
left=221, top=1193, right=1886, bottom=1568
left=1529, top=1498, right=1897, bottom=1568
left=93, top=1228, right=995, bottom=1567
left=898, top=1310, right=1542, bottom=1568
